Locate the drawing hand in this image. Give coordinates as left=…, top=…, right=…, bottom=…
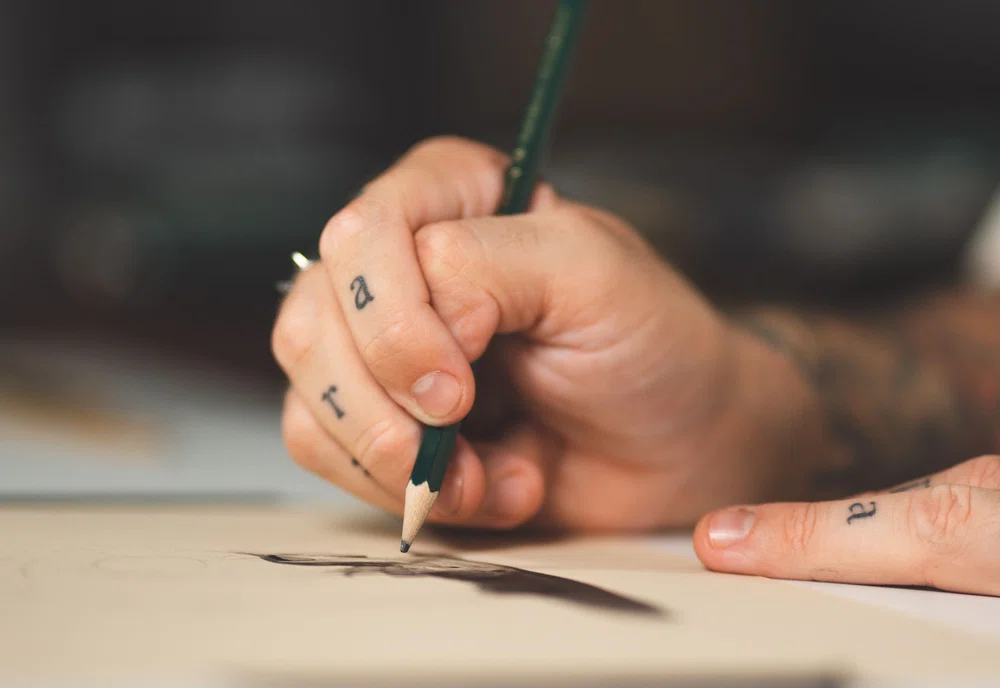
left=693, top=454, right=1000, bottom=596
left=272, top=136, right=811, bottom=532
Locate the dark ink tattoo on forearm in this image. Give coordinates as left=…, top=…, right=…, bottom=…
left=350, top=275, right=375, bottom=310
left=846, top=501, right=877, bottom=524
left=889, top=477, right=931, bottom=493
left=740, top=292, right=1000, bottom=499
left=321, top=385, right=345, bottom=419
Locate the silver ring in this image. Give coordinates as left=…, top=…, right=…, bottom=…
left=276, top=251, right=315, bottom=294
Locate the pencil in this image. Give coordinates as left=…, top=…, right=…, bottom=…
left=401, top=0, right=590, bottom=552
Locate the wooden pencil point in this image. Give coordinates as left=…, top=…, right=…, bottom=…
left=401, top=480, right=438, bottom=550
left=399, top=540, right=411, bottom=554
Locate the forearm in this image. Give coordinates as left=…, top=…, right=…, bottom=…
left=736, top=289, right=1000, bottom=500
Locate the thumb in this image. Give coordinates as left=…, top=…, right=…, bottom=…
left=413, top=204, right=631, bottom=362
left=427, top=423, right=550, bottom=531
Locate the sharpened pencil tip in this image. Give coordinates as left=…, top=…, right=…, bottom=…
left=400, top=540, right=411, bottom=553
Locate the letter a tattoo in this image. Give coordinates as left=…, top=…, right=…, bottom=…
left=321, top=385, right=345, bottom=419
left=846, top=501, right=876, bottom=525
left=350, top=276, right=374, bottom=310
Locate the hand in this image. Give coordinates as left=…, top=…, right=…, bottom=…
left=272, top=136, right=813, bottom=532
left=693, top=454, right=1000, bottom=596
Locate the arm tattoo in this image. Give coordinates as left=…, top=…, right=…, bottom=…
left=321, top=385, right=345, bottom=419
left=350, top=275, right=375, bottom=310
left=846, top=501, right=877, bottom=524
left=740, top=291, right=1000, bottom=498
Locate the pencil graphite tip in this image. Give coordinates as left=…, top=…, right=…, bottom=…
left=401, top=481, right=436, bottom=554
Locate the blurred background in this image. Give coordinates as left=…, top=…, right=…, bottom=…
left=4, top=0, right=1000, bottom=501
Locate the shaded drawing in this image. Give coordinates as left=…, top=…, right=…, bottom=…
left=244, top=553, right=664, bottom=617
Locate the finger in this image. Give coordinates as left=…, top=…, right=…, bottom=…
left=281, top=385, right=497, bottom=525
left=319, top=137, right=519, bottom=428
left=884, top=454, right=1000, bottom=493
left=274, top=266, right=494, bottom=520
left=414, top=204, right=636, bottom=362
left=283, top=379, right=545, bottom=532
left=272, top=262, right=428, bottom=497
left=529, top=177, right=561, bottom=212
left=273, top=252, right=550, bottom=527
left=693, top=485, right=1000, bottom=596
left=838, top=453, right=1000, bottom=502
left=441, top=424, right=550, bottom=530
left=280, top=387, right=399, bottom=514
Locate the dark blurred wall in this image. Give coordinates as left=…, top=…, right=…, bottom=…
left=425, top=2, right=807, bottom=138
left=3, top=0, right=1000, bottom=381
left=3, top=0, right=427, bottom=375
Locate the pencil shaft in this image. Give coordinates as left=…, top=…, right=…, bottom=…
left=413, top=0, right=587, bottom=488
left=402, top=0, right=588, bottom=549
left=498, top=0, right=588, bottom=216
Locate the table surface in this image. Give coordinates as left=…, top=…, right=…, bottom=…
left=5, top=333, right=999, bottom=656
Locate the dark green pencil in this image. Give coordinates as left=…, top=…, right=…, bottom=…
left=401, top=0, right=590, bottom=552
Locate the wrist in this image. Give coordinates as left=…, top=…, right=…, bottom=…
left=712, top=319, right=828, bottom=503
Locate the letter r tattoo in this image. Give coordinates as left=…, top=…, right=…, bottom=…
left=321, top=385, right=345, bottom=419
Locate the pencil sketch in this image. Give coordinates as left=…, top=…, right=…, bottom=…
left=245, top=552, right=665, bottom=617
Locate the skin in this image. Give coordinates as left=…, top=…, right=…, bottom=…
left=273, top=136, right=1000, bottom=596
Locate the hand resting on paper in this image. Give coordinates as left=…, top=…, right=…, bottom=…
left=273, top=136, right=1000, bottom=596
left=694, top=454, right=1000, bottom=596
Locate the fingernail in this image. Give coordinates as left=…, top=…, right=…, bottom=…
left=708, top=508, right=756, bottom=548
left=483, top=471, right=527, bottom=520
left=431, top=470, right=464, bottom=517
left=411, top=371, right=462, bottom=419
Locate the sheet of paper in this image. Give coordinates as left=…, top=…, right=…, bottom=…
left=2, top=505, right=998, bottom=686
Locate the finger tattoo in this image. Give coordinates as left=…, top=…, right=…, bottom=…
left=321, top=385, right=345, bottom=419
left=846, top=501, right=877, bottom=525
left=350, top=457, right=372, bottom=478
left=350, top=275, right=375, bottom=310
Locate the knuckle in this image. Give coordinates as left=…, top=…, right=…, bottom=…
left=552, top=203, right=591, bottom=230
left=409, top=135, right=491, bottom=161
left=271, top=294, right=318, bottom=371
left=966, top=455, right=1000, bottom=488
left=415, top=222, right=473, bottom=287
left=531, top=180, right=560, bottom=210
left=909, top=484, right=975, bottom=547
left=406, top=137, right=508, bottom=185
left=411, top=135, right=471, bottom=156
left=281, top=399, right=330, bottom=476
left=355, top=417, right=418, bottom=477
left=361, top=311, right=420, bottom=372
left=319, top=206, right=366, bottom=259
left=417, top=223, right=495, bottom=355
left=782, top=503, right=820, bottom=557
